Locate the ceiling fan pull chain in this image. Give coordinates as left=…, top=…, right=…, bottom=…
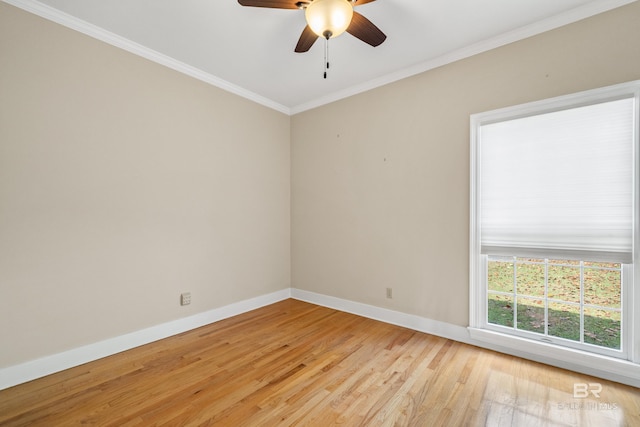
left=327, top=38, right=330, bottom=71
left=324, top=37, right=329, bottom=79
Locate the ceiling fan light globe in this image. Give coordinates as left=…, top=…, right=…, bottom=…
left=305, top=0, right=353, bottom=39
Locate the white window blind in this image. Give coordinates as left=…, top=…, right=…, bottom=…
left=479, top=97, right=634, bottom=263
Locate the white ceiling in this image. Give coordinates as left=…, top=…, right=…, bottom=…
left=5, top=0, right=636, bottom=114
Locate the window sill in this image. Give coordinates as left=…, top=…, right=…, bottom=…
left=467, top=327, right=640, bottom=388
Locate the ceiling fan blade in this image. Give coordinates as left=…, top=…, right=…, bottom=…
left=237, top=0, right=299, bottom=9
left=347, top=11, right=386, bottom=47
left=295, top=25, right=318, bottom=53
left=352, top=0, right=377, bottom=6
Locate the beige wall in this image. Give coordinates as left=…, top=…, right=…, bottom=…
left=2, top=0, right=640, bottom=371
left=0, top=3, right=290, bottom=368
left=291, top=2, right=640, bottom=326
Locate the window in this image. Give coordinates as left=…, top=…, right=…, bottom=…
left=486, top=256, right=624, bottom=357
left=470, top=81, right=640, bottom=366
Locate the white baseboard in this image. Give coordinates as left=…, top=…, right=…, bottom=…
left=290, top=288, right=470, bottom=342
left=290, top=288, right=640, bottom=388
left=0, top=288, right=291, bottom=391
left=3, top=287, right=638, bottom=391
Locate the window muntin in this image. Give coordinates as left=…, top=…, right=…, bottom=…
left=486, top=256, right=623, bottom=354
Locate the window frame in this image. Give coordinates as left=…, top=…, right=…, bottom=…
left=469, top=80, right=640, bottom=367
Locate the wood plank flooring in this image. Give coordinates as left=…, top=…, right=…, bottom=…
left=1, top=299, right=638, bottom=426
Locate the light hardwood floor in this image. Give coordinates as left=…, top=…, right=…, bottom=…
left=1, top=299, right=638, bottom=426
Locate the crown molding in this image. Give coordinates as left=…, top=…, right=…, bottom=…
left=1, top=0, right=291, bottom=115
left=3, top=0, right=637, bottom=115
left=289, top=0, right=639, bottom=114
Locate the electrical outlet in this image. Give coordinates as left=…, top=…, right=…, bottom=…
left=386, top=287, right=392, bottom=299
left=180, top=292, right=191, bottom=306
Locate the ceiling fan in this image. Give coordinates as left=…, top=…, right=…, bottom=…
left=237, top=0, right=387, bottom=53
